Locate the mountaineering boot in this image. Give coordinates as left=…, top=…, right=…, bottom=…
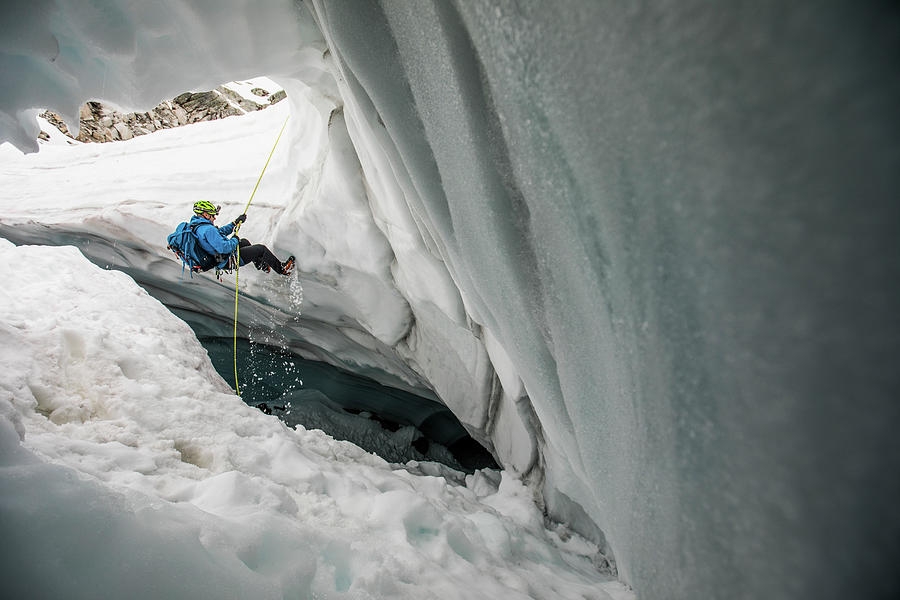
left=281, top=256, right=295, bottom=276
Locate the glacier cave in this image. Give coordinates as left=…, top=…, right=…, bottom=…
left=1, top=2, right=898, bottom=599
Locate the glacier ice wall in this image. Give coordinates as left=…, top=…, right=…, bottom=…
left=2, top=1, right=899, bottom=599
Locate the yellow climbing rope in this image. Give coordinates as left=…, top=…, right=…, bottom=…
left=233, top=114, right=290, bottom=396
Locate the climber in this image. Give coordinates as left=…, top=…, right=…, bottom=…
left=183, top=200, right=294, bottom=275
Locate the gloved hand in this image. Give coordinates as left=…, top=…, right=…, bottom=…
left=233, top=213, right=247, bottom=226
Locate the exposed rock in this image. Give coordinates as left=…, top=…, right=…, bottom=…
left=216, top=85, right=263, bottom=113
left=41, top=82, right=284, bottom=144
left=39, top=111, right=73, bottom=137
left=174, top=106, right=188, bottom=126
left=113, top=122, right=132, bottom=140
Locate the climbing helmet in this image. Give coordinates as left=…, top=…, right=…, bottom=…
left=193, top=200, right=220, bottom=215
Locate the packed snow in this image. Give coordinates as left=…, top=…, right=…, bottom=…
left=0, top=239, right=629, bottom=599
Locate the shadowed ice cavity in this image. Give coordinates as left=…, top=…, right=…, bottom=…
left=201, top=336, right=498, bottom=474
left=0, top=225, right=498, bottom=475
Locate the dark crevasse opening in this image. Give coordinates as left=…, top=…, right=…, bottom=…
left=199, top=336, right=498, bottom=474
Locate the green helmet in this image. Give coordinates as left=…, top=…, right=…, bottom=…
left=193, top=200, right=220, bottom=215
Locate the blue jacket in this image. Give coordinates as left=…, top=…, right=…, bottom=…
left=190, top=215, right=239, bottom=269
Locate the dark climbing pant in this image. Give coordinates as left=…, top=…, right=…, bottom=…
left=236, top=238, right=283, bottom=274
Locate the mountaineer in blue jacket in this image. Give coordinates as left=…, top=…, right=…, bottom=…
left=190, top=200, right=294, bottom=275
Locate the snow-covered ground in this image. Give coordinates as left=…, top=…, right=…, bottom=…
left=0, top=238, right=629, bottom=599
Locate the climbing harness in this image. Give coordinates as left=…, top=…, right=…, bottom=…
left=213, top=254, right=237, bottom=281
left=233, top=114, right=290, bottom=396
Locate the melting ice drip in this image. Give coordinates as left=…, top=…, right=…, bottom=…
left=287, top=271, right=304, bottom=315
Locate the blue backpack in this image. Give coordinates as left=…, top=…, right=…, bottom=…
left=166, top=222, right=221, bottom=273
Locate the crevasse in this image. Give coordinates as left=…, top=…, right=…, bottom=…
left=0, top=2, right=897, bottom=599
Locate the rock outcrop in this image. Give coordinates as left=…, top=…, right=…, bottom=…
left=40, top=83, right=285, bottom=144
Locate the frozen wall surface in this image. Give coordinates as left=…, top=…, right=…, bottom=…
left=2, top=1, right=899, bottom=599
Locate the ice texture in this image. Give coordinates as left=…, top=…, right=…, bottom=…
left=1, top=2, right=899, bottom=599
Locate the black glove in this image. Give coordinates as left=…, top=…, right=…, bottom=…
left=233, top=214, right=247, bottom=226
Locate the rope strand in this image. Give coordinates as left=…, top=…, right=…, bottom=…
left=233, top=114, right=289, bottom=396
